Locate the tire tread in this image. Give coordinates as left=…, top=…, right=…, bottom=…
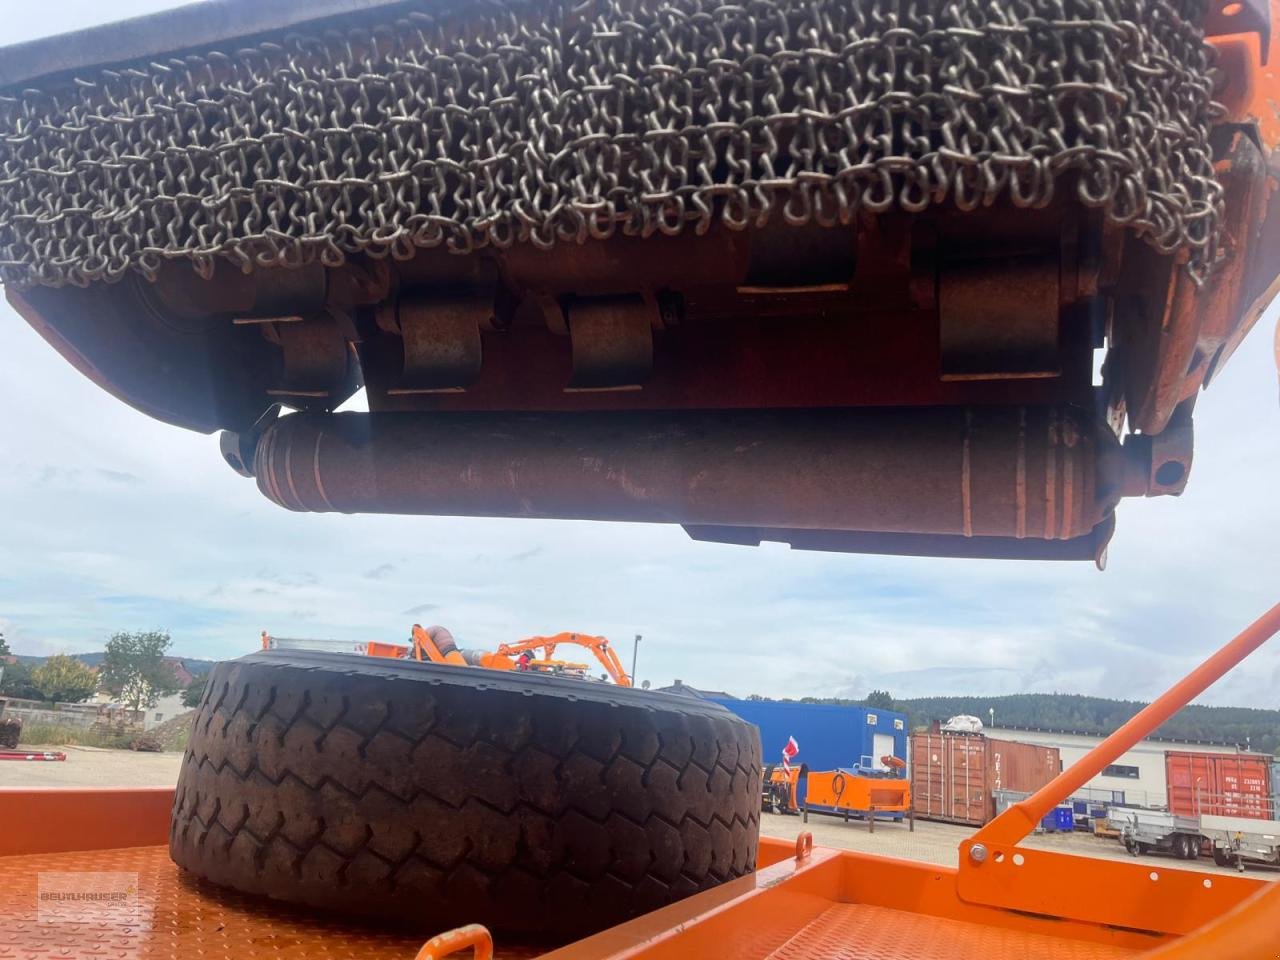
left=170, top=651, right=760, bottom=936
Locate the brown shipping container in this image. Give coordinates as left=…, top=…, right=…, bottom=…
left=910, top=733, right=1061, bottom=826
left=1165, top=751, right=1274, bottom=820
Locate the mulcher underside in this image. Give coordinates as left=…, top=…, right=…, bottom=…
left=2, top=0, right=1273, bottom=560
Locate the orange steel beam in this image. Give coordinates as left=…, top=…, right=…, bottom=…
left=1143, top=880, right=1280, bottom=960
left=974, top=602, right=1280, bottom=849
left=0, top=787, right=174, bottom=856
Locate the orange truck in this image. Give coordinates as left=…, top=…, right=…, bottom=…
left=2, top=0, right=1280, bottom=957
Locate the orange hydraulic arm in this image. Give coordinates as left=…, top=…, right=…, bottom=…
left=492, top=633, right=632, bottom=687
left=405, top=624, right=468, bottom=666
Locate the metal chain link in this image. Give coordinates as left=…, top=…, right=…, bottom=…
left=0, top=0, right=1221, bottom=289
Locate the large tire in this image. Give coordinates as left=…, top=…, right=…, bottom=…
left=170, top=651, right=761, bottom=937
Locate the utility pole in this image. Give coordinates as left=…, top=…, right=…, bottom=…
left=988, top=707, right=995, bottom=730
left=631, top=634, right=642, bottom=687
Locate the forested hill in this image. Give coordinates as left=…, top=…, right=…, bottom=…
left=790, top=693, right=1280, bottom=755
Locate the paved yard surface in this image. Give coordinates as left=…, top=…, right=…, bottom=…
left=0, top=745, right=183, bottom=788
left=762, top=811, right=1278, bottom=879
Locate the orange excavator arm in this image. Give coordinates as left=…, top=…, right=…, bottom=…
left=408, top=624, right=468, bottom=666
left=261, top=626, right=631, bottom=685
left=493, top=633, right=632, bottom=687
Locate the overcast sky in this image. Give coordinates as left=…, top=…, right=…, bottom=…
left=2, top=3, right=1278, bottom=708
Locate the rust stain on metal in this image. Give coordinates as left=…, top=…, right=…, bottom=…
left=1043, top=409, right=1057, bottom=541
left=961, top=408, right=973, bottom=538
left=1015, top=408, right=1027, bottom=540
left=311, top=427, right=335, bottom=513
left=283, top=435, right=301, bottom=513
left=1061, top=420, right=1075, bottom=542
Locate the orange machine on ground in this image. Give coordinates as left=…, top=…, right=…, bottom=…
left=766, top=758, right=913, bottom=828
left=803, top=758, right=913, bottom=829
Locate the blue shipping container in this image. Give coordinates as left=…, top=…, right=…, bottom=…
left=708, top=698, right=908, bottom=775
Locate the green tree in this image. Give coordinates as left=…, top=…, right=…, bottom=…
left=864, top=689, right=895, bottom=710
left=0, top=660, right=41, bottom=700
left=181, top=675, right=208, bottom=709
left=31, top=654, right=98, bottom=703
left=0, top=630, right=10, bottom=657
left=99, top=630, right=179, bottom=713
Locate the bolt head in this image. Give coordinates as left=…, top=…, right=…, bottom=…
left=969, top=843, right=989, bottom=864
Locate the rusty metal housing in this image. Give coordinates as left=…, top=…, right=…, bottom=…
left=3, top=0, right=1277, bottom=562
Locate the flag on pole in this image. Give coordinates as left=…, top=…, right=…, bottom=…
left=781, top=736, right=799, bottom=774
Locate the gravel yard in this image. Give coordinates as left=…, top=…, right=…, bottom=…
left=0, top=745, right=183, bottom=788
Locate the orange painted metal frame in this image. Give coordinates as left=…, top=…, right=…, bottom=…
left=0, top=786, right=173, bottom=856
left=543, top=846, right=1167, bottom=960
left=1208, top=10, right=1280, bottom=386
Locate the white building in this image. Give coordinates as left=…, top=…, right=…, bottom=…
left=986, top=726, right=1245, bottom=809
left=144, top=692, right=189, bottom=729
left=90, top=690, right=188, bottom=729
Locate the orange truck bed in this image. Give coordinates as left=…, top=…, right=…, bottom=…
left=0, top=804, right=1267, bottom=960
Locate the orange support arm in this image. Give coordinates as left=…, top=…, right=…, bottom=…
left=974, top=602, right=1280, bottom=848
left=586, top=636, right=632, bottom=687
left=494, top=633, right=632, bottom=686
left=410, top=624, right=468, bottom=666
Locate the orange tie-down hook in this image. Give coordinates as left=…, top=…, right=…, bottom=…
left=414, top=924, right=493, bottom=960
left=795, top=831, right=814, bottom=863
